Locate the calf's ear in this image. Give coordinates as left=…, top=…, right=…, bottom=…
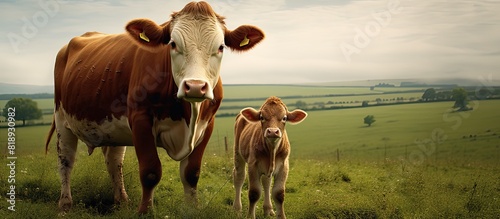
left=287, top=110, right=307, bottom=124
left=240, top=107, right=261, bottom=122
left=126, top=19, right=170, bottom=47
left=225, top=25, right=264, bottom=52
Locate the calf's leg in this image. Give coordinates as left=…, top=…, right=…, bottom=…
left=272, top=160, right=289, bottom=219
left=262, top=176, right=276, bottom=216
left=233, top=153, right=246, bottom=212
left=247, top=167, right=262, bottom=219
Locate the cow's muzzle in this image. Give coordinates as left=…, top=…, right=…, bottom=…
left=265, top=128, right=282, bottom=139
left=178, top=79, right=213, bottom=102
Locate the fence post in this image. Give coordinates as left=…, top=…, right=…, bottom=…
left=224, top=136, right=229, bottom=154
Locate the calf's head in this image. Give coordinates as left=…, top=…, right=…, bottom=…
left=125, top=1, right=264, bottom=102
left=241, top=96, right=307, bottom=144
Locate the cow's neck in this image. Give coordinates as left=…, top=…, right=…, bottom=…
left=264, top=139, right=282, bottom=177
left=185, top=101, right=202, bottom=159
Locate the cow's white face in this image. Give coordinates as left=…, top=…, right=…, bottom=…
left=125, top=2, right=265, bottom=103
left=168, top=15, right=225, bottom=101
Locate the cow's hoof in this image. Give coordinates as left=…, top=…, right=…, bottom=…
left=233, top=203, right=242, bottom=212
left=265, top=209, right=276, bottom=217
left=115, top=193, right=130, bottom=205
left=58, top=198, right=72, bottom=213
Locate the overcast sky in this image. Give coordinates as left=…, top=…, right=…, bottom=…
left=1, top=0, right=499, bottom=86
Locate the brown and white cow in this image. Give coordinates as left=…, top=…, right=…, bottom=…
left=233, top=96, right=307, bottom=219
left=45, top=1, right=264, bottom=213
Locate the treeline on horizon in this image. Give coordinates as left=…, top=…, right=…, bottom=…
left=0, top=93, right=53, bottom=100
left=2, top=86, right=500, bottom=101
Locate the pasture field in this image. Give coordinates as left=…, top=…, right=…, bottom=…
left=218, top=91, right=424, bottom=115
left=1, top=99, right=499, bottom=218
left=221, top=85, right=425, bottom=99
left=0, top=85, right=427, bottom=125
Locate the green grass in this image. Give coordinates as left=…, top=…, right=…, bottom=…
left=0, top=85, right=426, bottom=120
left=212, top=100, right=500, bottom=164
left=222, top=85, right=425, bottom=99
left=0, top=97, right=499, bottom=218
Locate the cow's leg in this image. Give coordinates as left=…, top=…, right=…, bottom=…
left=55, top=114, right=78, bottom=212
left=102, top=146, right=129, bottom=205
left=180, top=120, right=214, bottom=205
left=262, top=176, right=276, bottom=216
left=180, top=136, right=209, bottom=205
left=247, top=167, right=262, bottom=219
left=272, top=160, right=289, bottom=219
left=130, top=112, right=162, bottom=213
left=233, top=152, right=246, bottom=212
left=180, top=146, right=204, bottom=205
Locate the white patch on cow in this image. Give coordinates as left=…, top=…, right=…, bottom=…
left=169, top=14, right=224, bottom=100
left=59, top=106, right=133, bottom=148
left=58, top=103, right=208, bottom=161
left=153, top=116, right=209, bottom=161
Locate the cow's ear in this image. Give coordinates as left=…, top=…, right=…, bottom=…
left=287, top=110, right=307, bottom=124
left=225, top=25, right=264, bottom=52
left=240, top=107, right=261, bottom=122
left=126, top=19, right=170, bottom=47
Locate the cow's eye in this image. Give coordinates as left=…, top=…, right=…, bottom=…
left=218, top=45, right=224, bottom=53
left=259, top=114, right=265, bottom=122
left=170, top=41, right=177, bottom=50
left=282, top=116, right=287, bottom=122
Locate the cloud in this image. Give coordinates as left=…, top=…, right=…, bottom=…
left=0, top=0, right=499, bottom=85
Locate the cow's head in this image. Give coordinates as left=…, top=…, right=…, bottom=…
left=125, top=1, right=264, bottom=102
left=240, top=96, right=307, bottom=144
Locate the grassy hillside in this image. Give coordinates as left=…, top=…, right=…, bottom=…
left=0, top=85, right=428, bottom=125
left=212, top=100, right=500, bottom=163
left=1, top=100, right=499, bottom=218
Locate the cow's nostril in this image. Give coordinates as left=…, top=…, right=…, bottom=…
left=201, top=83, right=207, bottom=92
left=184, top=80, right=208, bottom=98
left=266, top=128, right=281, bottom=138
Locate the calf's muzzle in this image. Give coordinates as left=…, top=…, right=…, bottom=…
left=265, top=128, right=282, bottom=139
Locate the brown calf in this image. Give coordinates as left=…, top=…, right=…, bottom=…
left=233, top=96, right=307, bottom=219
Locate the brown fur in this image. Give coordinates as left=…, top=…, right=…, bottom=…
left=46, top=1, right=263, bottom=214
left=233, top=96, right=307, bottom=219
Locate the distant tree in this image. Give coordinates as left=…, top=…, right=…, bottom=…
left=364, top=115, right=376, bottom=127
left=452, top=87, right=470, bottom=111
left=375, top=98, right=382, bottom=104
left=422, top=88, right=436, bottom=101
left=476, top=87, right=491, bottom=99
left=2, top=98, right=43, bottom=126
left=294, top=100, right=308, bottom=110
left=361, top=100, right=369, bottom=107
left=493, top=88, right=500, bottom=96
left=436, top=91, right=452, bottom=100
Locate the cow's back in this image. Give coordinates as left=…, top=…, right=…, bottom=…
left=54, top=32, right=170, bottom=122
